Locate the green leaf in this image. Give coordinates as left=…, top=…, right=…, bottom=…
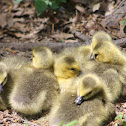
left=115, top=112, right=123, bottom=120
left=49, top=2, right=59, bottom=10
left=61, top=39, right=65, bottom=43
left=64, top=120, right=78, bottom=126
left=58, top=120, right=79, bottom=126
left=44, top=0, right=51, bottom=5
left=55, top=0, right=67, bottom=3
left=123, top=121, right=126, bottom=126
left=24, top=117, right=29, bottom=126
left=25, top=122, right=29, bottom=126
left=122, top=19, right=126, bottom=26
left=15, top=0, right=22, bottom=5
left=125, top=115, right=126, bottom=121
left=35, top=0, right=48, bottom=16
left=58, top=121, right=65, bottom=126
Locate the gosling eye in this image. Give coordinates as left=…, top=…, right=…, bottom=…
left=70, top=68, right=76, bottom=71
left=94, top=54, right=98, bottom=58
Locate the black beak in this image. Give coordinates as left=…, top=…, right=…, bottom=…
left=90, top=53, right=95, bottom=60
left=30, top=56, right=33, bottom=61
left=0, top=84, right=3, bottom=93
left=75, top=95, right=84, bottom=105
left=78, top=71, right=82, bottom=76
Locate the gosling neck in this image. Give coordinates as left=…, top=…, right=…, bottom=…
left=56, top=76, right=75, bottom=84
left=56, top=76, right=77, bottom=93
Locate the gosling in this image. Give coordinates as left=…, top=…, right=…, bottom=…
left=9, top=46, right=59, bottom=115
left=49, top=73, right=114, bottom=126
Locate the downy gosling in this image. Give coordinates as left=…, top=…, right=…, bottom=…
left=91, top=31, right=126, bottom=65
left=0, top=63, right=16, bottom=110
left=54, top=55, right=81, bottom=93
left=49, top=73, right=114, bottom=126
left=9, top=46, right=59, bottom=115
left=90, top=31, right=126, bottom=96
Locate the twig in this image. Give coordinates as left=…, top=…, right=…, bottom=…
left=0, top=37, right=126, bottom=53
left=71, top=30, right=91, bottom=43
left=114, top=37, right=126, bottom=47
left=0, top=111, right=41, bottom=126
left=101, top=0, right=126, bottom=28
left=0, top=42, right=85, bottom=52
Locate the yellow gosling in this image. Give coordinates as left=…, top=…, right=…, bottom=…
left=9, top=46, right=59, bottom=115
left=49, top=73, right=114, bottom=126
left=91, top=31, right=126, bottom=65
left=54, top=55, right=81, bottom=93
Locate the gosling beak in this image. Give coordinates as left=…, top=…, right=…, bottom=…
left=90, top=53, right=95, bottom=60
left=30, top=56, right=33, bottom=61
left=0, top=84, right=3, bottom=93
left=78, top=71, right=82, bottom=76
left=75, top=95, right=84, bottom=105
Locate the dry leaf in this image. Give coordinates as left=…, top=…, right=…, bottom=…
left=23, top=8, right=35, bottom=16
left=12, top=8, right=24, bottom=17
left=71, top=0, right=90, bottom=5
left=105, top=2, right=114, bottom=16
left=51, top=33, right=74, bottom=41
left=35, top=24, right=44, bottom=32
left=4, top=110, right=9, bottom=114
left=13, top=18, right=25, bottom=22
left=13, top=22, right=28, bottom=33
left=0, top=13, right=7, bottom=28
left=64, top=39, right=78, bottom=43
left=6, top=14, right=14, bottom=28
left=85, top=22, right=95, bottom=29
left=75, top=5, right=86, bottom=14
left=92, top=3, right=101, bottom=12
left=9, top=123, right=24, bottom=126
left=34, top=17, right=49, bottom=23
left=69, top=16, right=78, bottom=23
left=118, top=21, right=126, bottom=38
left=99, top=1, right=108, bottom=12
left=0, top=114, right=3, bottom=120
left=10, top=29, right=41, bottom=39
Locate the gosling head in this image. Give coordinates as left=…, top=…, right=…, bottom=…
left=90, top=31, right=123, bottom=65
left=75, top=74, right=103, bottom=105
left=0, top=63, right=8, bottom=92
left=92, top=31, right=112, bottom=44
left=32, top=46, right=54, bottom=69
left=54, top=56, right=81, bottom=79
